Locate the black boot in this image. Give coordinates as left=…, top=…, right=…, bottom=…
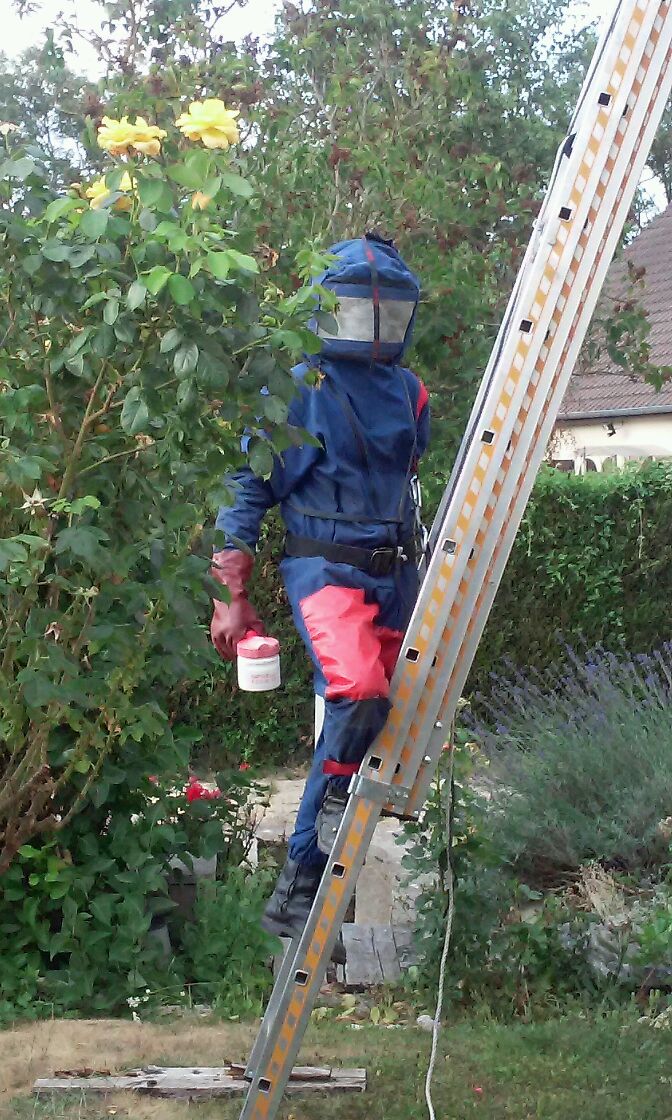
left=261, top=858, right=346, bottom=965
left=316, top=781, right=349, bottom=856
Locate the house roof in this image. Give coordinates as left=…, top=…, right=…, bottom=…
left=558, top=201, right=672, bottom=420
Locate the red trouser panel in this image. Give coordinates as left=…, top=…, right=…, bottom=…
left=299, top=586, right=402, bottom=701
left=376, top=625, right=404, bottom=682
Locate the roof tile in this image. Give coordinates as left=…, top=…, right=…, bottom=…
left=558, top=202, right=672, bottom=418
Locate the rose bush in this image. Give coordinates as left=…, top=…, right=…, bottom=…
left=0, top=101, right=332, bottom=870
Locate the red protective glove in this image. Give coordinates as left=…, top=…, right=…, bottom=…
left=210, top=549, right=265, bottom=661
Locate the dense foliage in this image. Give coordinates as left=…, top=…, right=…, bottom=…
left=0, top=757, right=275, bottom=1022
left=0, top=101, right=332, bottom=867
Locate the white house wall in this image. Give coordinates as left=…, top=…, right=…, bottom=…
left=551, top=414, right=672, bottom=472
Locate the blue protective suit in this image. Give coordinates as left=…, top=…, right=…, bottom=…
left=216, top=235, right=430, bottom=866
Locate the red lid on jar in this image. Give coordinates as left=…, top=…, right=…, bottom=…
left=237, top=634, right=280, bottom=659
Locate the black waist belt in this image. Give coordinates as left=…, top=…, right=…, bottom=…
left=284, top=533, right=416, bottom=576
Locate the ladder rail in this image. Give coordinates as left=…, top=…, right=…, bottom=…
left=403, top=24, right=672, bottom=813
left=364, top=0, right=661, bottom=803
left=239, top=4, right=672, bottom=1115
left=425, top=0, right=637, bottom=560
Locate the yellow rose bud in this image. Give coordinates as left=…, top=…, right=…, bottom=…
left=191, top=191, right=213, bottom=210
left=175, top=99, right=240, bottom=149
left=85, top=177, right=112, bottom=209
left=85, top=171, right=134, bottom=212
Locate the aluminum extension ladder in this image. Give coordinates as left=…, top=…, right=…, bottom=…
left=240, top=3, right=672, bottom=1115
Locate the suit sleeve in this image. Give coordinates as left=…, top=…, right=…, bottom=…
left=215, top=384, right=323, bottom=551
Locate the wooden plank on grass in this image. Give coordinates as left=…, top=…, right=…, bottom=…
left=34, top=1066, right=366, bottom=1099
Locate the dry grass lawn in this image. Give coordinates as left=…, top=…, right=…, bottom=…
left=2, top=1011, right=672, bottom=1120
left=0, top=1018, right=259, bottom=1120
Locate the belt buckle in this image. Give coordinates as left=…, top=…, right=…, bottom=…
left=369, top=548, right=393, bottom=576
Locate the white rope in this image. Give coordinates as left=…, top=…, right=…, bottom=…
left=424, top=741, right=456, bottom=1120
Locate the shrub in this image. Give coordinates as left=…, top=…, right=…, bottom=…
left=402, top=742, right=597, bottom=1018
left=180, top=868, right=276, bottom=1018
left=471, top=645, right=672, bottom=881
left=0, top=749, right=275, bottom=1023
left=0, top=107, right=332, bottom=866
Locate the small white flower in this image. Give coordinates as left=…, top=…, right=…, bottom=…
left=20, top=488, right=47, bottom=512
left=127, top=995, right=141, bottom=1009
left=131, top=1011, right=141, bottom=1022
left=0, top=122, right=18, bottom=137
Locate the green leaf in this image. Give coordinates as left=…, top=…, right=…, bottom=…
left=79, top=208, right=110, bottom=238
left=41, top=241, right=72, bottom=262
left=44, top=195, right=82, bottom=222
left=120, top=387, right=150, bottom=435
left=201, top=175, right=222, bottom=198
left=0, top=538, right=28, bottom=571
left=91, top=324, right=116, bottom=358
left=166, top=151, right=211, bottom=190
left=153, top=220, right=181, bottom=238
left=139, top=207, right=158, bottom=232
left=145, top=266, right=172, bottom=295
left=22, top=254, right=42, bottom=275
left=221, top=171, right=255, bottom=198
left=263, top=395, right=289, bottom=424
left=81, top=291, right=109, bottom=311
left=138, top=177, right=165, bottom=207
left=176, top=379, right=197, bottom=411
left=54, top=526, right=109, bottom=566
left=106, top=167, right=128, bottom=192
left=69, top=244, right=97, bottom=268
left=207, top=252, right=230, bottom=280
left=168, top=273, right=195, bottom=305
left=103, top=298, right=120, bottom=325
left=126, top=280, right=147, bottom=311
left=173, top=342, right=199, bottom=377
left=225, top=249, right=259, bottom=274
left=18, top=845, right=40, bottom=859
left=63, top=328, right=92, bottom=361
left=6, top=156, right=36, bottom=181
left=70, top=495, right=101, bottom=514
left=248, top=439, right=274, bottom=479
left=160, top=328, right=183, bottom=353
left=114, top=319, right=136, bottom=344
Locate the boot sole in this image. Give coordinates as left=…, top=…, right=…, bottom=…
left=261, top=914, right=346, bottom=966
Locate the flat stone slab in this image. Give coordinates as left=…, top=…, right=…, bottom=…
left=341, top=923, right=417, bottom=989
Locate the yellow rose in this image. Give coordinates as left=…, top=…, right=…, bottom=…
left=175, top=99, right=240, bottom=149
left=97, top=115, right=137, bottom=155
left=97, top=115, right=166, bottom=157
left=191, top=190, right=213, bottom=210
left=85, top=171, right=134, bottom=211
left=131, top=115, right=167, bottom=157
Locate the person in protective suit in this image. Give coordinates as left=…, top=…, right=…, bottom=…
left=210, top=233, right=429, bottom=953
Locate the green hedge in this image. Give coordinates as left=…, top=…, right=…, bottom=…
left=185, top=465, right=672, bottom=768
left=474, top=463, right=672, bottom=689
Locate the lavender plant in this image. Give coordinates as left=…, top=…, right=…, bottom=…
left=470, top=646, right=672, bottom=881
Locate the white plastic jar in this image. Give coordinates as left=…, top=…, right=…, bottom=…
left=236, top=633, right=281, bottom=692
